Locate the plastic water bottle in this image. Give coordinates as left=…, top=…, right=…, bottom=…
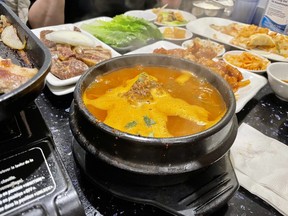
left=231, top=0, right=259, bottom=24
left=251, top=0, right=268, bottom=25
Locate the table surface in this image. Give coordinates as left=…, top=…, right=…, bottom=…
left=35, top=75, right=288, bottom=216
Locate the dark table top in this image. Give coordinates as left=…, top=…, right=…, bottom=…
left=35, top=78, right=287, bottom=216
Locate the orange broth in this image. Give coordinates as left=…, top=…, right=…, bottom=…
left=83, top=65, right=227, bottom=138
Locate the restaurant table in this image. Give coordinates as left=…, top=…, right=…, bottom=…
left=34, top=77, right=287, bottom=216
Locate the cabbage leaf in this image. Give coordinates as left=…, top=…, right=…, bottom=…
left=81, top=15, right=163, bottom=48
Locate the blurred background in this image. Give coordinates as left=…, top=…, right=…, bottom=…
left=57, top=0, right=269, bottom=26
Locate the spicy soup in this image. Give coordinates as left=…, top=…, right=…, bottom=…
left=83, top=65, right=227, bottom=138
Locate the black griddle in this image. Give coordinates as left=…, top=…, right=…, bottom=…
left=0, top=2, right=51, bottom=122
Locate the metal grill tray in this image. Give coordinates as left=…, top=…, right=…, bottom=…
left=0, top=2, right=51, bottom=122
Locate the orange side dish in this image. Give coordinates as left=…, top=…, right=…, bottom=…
left=224, top=52, right=270, bottom=71
left=163, top=27, right=186, bottom=39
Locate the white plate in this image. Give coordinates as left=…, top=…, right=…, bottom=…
left=125, top=40, right=181, bottom=55
left=148, top=9, right=196, bottom=27
left=32, top=23, right=121, bottom=87
left=186, top=17, right=288, bottom=62
left=46, top=83, right=75, bottom=96
left=74, top=16, right=113, bottom=28
left=182, top=38, right=225, bottom=56
left=124, top=10, right=156, bottom=22
left=75, top=16, right=161, bottom=54
left=223, top=50, right=271, bottom=74
left=126, top=41, right=267, bottom=113
left=44, top=73, right=80, bottom=87
left=235, top=69, right=267, bottom=112
left=158, top=27, right=193, bottom=42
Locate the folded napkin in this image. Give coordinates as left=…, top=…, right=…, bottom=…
left=230, top=123, right=288, bottom=216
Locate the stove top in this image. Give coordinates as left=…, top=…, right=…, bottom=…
left=2, top=99, right=239, bottom=216
left=0, top=103, right=85, bottom=216
left=73, top=138, right=239, bottom=216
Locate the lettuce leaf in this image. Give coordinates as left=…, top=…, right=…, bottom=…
left=81, top=15, right=163, bottom=48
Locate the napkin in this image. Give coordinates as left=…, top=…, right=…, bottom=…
left=230, top=123, right=288, bottom=216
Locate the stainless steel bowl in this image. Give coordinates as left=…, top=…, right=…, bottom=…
left=191, top=0, right=225, bottom=18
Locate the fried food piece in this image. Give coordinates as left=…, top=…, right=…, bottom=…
left=247, top=33, right=275, bottom=48
left=210, top=22, right=288, bottom=58
left=153, top=47, right=248, bottom=92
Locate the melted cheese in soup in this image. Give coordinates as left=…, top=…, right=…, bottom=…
left=83, top=66, right=226, bottom=138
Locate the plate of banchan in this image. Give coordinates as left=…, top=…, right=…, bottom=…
left=186, top=17, right=288, bottom=62
left=125, top=40, right=267, bottom=113
left=32, top=23, right=121, bottom=95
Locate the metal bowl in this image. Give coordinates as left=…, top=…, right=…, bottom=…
left=191, top=0, right=225, bottom=18
left=69, top=54, right=237, bottom=185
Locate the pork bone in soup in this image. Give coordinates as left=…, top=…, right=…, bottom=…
left=83, top=65, right=227, bottom=138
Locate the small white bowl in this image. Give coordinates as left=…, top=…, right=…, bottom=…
left=223, top=50, right=271, bottom=74
left=182, top=38, right=225, bottom=56
left=267, top=62, right=288, bottom=102
left=124, top=10, right=157, bottom=22
left=158, top=27, right=193, bottom=44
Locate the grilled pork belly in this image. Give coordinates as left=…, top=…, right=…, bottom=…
left=0, top=57, right=38, bottom=93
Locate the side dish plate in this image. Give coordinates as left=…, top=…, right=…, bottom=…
left=182, top=38, right=225, bottom=56
left=46, top=83, right=75, bottom=96
left=186, top=17, right=288, bottom=62
left=76, top=16, right=162, bottom=54
left=32, top=23, right=121, bottom=88
left=124, top=10, right=156, bottom=22
left=126, top=41, right=267, bottom=113
left=148, top=9, right=197, bottom=27
left=223, top=50, right=271, bottom=74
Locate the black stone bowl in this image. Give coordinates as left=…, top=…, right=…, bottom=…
left=69, top=54, right=238, bottom=186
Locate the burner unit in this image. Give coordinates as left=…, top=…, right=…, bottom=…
left=0, top=103, right=84, bottom=216
left=73, top=139, right=239, bottom=216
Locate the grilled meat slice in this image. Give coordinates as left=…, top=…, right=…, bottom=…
left=39, top=29, right=114, bottom=80
left=17, top=50, right=34, bottom=68
left=73, top=46, right=112, bottom=66
left=40, top=30, right=56, bottom=48
left=0, top=57, right=38, bottom=93
left=50, top=57, right=89, bottom=80
left=56, top=44, right=75, bottom=61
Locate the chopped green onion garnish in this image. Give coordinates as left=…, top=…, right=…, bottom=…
left=144, top=116, right=156, bottom=127
left=125, top=121, right=137, bottom=129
